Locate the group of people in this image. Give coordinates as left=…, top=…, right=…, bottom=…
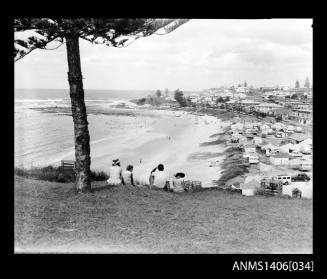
left=107, top=159, right=186, bottom=193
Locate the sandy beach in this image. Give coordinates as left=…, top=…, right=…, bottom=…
left=84, top=109, right=229, bottom=187
left=15, top=100, right=230, bottom=187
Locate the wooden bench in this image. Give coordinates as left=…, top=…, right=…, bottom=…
left=61, top=160, right=75, bottom=171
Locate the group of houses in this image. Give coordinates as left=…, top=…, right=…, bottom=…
left=227, top=118, right=312, bottom=198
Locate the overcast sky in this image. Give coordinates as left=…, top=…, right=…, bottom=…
left=14, top=18, right=312, bottom=91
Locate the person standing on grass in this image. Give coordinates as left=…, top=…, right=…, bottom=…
left=107, top=159, right=123, bottom=186
left=122, top=165, right=135, bottom=187
left=149, top=164, right=168, bottom=189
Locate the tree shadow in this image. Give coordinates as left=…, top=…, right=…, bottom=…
left=91, top=183, right=119, bottom=193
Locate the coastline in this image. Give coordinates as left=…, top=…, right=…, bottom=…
left=23, top=105, right=232, bottom=187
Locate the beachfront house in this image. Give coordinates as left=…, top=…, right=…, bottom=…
left=242, top=175, right=262, bottom=196
left=270, top=153, right=293, bottom=165
left=244, top=144, right=256, bottom=154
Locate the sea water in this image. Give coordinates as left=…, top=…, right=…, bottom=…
left=14, top=88, right=158, bottom=168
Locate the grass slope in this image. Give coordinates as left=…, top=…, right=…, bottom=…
left=15, top=176, right=312, bottom=254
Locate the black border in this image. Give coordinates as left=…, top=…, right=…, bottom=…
left=5, top=11, right=322, bottom=275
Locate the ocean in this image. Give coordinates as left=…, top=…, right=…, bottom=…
left=15, top=88, right=225, bottom=187
left=14, top=88, right=161, bottom=168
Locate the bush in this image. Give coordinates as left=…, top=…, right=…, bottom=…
left=90, top=171, right=109, bottom=181
left=15, top=166, right=109, bottom=183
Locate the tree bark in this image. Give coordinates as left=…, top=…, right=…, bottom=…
left=65, top=35, right=91, bottom=192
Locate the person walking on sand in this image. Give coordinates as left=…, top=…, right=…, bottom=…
left=107, top=159, right=123, bottom=185
left=149, top=164, right=168, bottom=189
left=122, top=165, right=135, bottom=187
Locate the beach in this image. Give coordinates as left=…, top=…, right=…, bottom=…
left=15, top=91, right=230, bottom=187
left=89, top=109, right=229, bottom=187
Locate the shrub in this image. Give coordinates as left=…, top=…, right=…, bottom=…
left=90, top=171, right=109, bottom=181
left=15, top=166, right=109, bottom=183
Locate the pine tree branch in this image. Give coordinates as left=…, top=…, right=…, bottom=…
left=14, top=35, right=59, bottom=62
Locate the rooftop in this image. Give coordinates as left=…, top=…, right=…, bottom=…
left=271, top=153, right=294, bottom=159
left=257, top=103, right=283, bottom=107
left=289, top=133, right=310, bottom=142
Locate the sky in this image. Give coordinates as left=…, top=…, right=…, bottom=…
left=14, top=18, right=313, bottom=91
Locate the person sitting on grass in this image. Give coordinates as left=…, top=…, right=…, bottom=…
left=107, top=159, right=123, bottom=186
left=122, top=164, right=135, bottom=187
left=149, top=164, right=168, bottom=189
left=168, top=172, right=186, bottom=193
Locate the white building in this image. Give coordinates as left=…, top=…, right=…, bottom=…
left=255, top=103, right=283, bottom=114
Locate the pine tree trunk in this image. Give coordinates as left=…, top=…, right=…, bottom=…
left=65, top=35, right=91, bottom=192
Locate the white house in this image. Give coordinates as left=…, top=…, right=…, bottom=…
left=248, top=154, right=259, bottom=164
left=262, top=143, right=279, bottom=154
left=300, top=157, right=312, bottom=171
left=252, top=136, right=263, bottom=146
left=279, top=143, right=295, bottom=153
left=244, top=144, right=256, bottom=153
left=255, top=102, right=283, bottom=114
left=270, top=153, right=293, bottom=165
left=282, top=181, right=312, bottom=199
left=289, top=133, right=310, bottom=144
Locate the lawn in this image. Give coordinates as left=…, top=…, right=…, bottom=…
left=14, top=175, right=312, bottom=253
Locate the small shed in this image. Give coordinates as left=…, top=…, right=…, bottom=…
left=242, top=175, right=262, bottom=196
left=270, top=153, right=293, bottom=165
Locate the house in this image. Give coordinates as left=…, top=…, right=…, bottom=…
left=270, top=153, right=293, bottom=165
left=272, top=108, right=292, bottom=120
left=242, top=175, right=262, bottom=196
left=272, top=122, right=286, bottom=131
left=279, top=143, right=295, bottom=153
left=262, top=143, right=279, bottom=154
left=300, top=158, right=312, bottom=171
left=244, top=144, right=256, bottom=153
left=288, top=157, right=304, bottom=168
left=239, top=100, right=260, bottom=110
left=299, top=144, right=312, bottom=154
left=282, top=181, right=312, bottom=199
left=260, top=123, right=270, bottom=131
left=252, top=136, right=263, bottom=146
left=288, top=133, right=310, bottom=144
left=255, top=102, right=283, bottom=114
left=300, top=138, right=312, bottom=146
left=248, top=154, right=259, bottom=164
left=289, top=109, right=312, bottom=125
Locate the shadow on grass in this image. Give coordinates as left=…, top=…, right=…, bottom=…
left=91, top=183, right=120, bottom=193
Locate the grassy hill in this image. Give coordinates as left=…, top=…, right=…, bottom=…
left=14, top=176, right=312, bottom=253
